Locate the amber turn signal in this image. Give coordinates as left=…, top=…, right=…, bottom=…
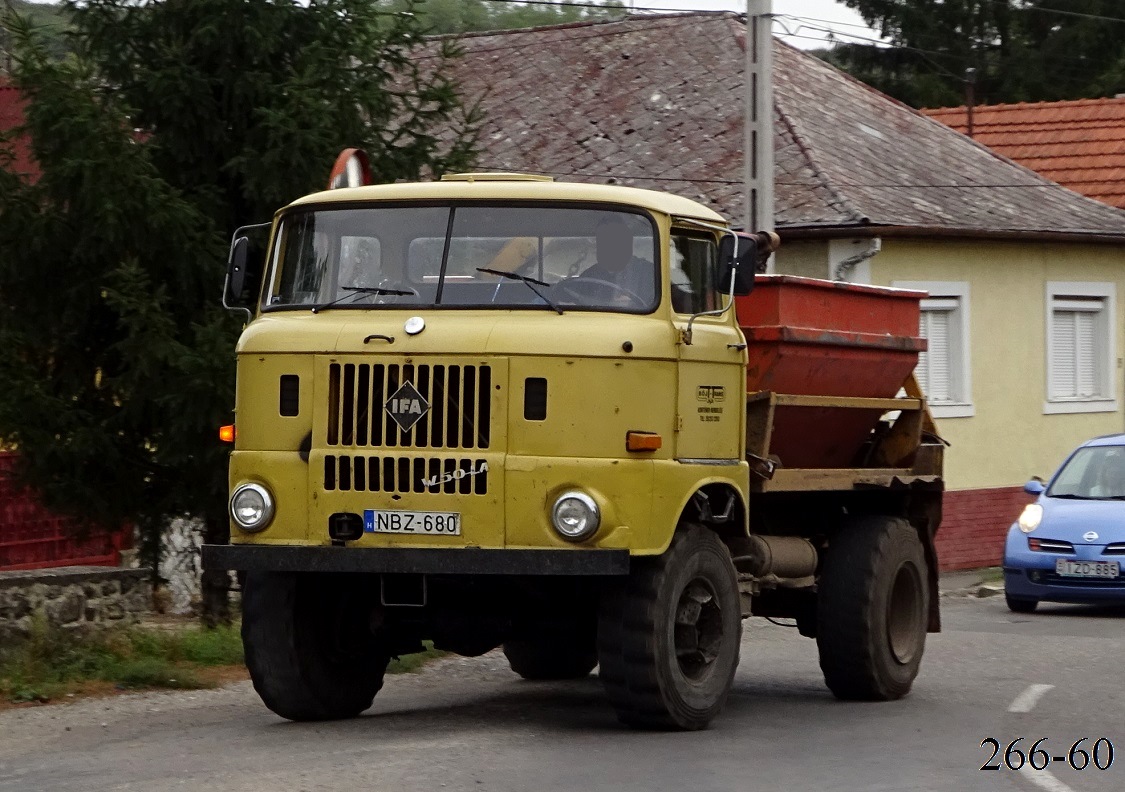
left=626, top=431, right=662, bottom=452
left=219, top=425, right=237, bottom=443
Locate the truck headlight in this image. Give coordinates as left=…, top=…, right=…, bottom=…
left=1017, top=503, right=1043, bottom=533
left=230, top=483, right=275, bottom=532
left=551, top=491, right=600, bottom=542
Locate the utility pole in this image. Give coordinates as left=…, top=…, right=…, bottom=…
left=745, top=0, right=774, bottom=268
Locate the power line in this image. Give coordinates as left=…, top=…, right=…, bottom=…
left=1024, top=4, right=1125, bottom=24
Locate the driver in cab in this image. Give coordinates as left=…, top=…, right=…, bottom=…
left=573, top=215, right=655, bottom=308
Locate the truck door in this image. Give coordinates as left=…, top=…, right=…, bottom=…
left=670, top=231, right=746, bottom=462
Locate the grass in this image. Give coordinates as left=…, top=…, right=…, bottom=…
left=0, top=618, right=445, bottom=706
left=387, top=641, right=446, bottom=674
left=979, top=567, right=1004, bottom=584
left=0, top=617, right=244, bottom=706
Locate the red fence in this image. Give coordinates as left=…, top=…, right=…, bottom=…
left=0, top=452, right=127, bottom=570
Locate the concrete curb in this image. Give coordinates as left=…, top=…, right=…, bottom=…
left=939, top=567, right=1004, bottom=598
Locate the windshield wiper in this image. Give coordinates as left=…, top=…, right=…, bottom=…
left=1048, top=493, right=1097, bottom=500
left=476, top=267, right=563, bottom=315
left=311, top=286, right=415, bottom=314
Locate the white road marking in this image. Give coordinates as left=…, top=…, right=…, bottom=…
left=1008, top=683, right=1055, bottom=713
left=1018, top=767, right=1077, bottom=792
left=1007, top=684, right=1075, bottom=792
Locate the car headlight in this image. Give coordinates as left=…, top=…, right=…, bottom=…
left=550, top=491, right=601, bottom=542
left=230, top=483, right=275, bottom=532
left=1017, top=503, right=1043, bottom=533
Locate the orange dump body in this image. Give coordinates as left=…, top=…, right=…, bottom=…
left=736, top=275, right=927, bottom=468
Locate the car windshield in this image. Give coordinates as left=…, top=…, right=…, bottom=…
left=1046, top=445, right=1125, bottom=499
left=264, top=204, right=659, bottom=313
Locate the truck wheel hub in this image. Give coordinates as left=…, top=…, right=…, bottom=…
left=673, top=578, right=723, bottom=679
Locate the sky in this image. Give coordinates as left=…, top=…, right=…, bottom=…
left=620, top=0, right=884, bottom=49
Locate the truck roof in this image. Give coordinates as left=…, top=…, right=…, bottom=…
left=287, top=178, right=728, bottom=223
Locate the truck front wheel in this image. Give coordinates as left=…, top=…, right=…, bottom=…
left=597, top=524, right=741, bottom=730
left=242, top=571, right=389, bottom=721
left=816, top=516, right=929, bottom=701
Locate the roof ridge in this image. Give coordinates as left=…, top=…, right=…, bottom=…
left=923, top=96, right=1125, bottom=114
left=774, top=95, right=869, bottom=225
left=429, top=10, right=736, bottom=42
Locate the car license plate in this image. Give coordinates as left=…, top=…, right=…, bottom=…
left=1055, top=559, right=1120, bottom=578
left=364, top=510, right=461, bottom=536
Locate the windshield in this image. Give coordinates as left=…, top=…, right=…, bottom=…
left=1047, top=445, right=1125, bottom=499
left=264, top=204, right=659, bottom=313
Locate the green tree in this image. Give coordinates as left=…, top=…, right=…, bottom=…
left=0, top=0, right=478, bottom=624
left=826, top=1, right=1125, bottom=107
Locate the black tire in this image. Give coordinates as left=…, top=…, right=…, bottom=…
left=597, top=524, right=741, bottom=730
left=1006, top=594, right=1038, bottom=613
left=242, top=571, right=389, bottom=721
left=503, top=635, right=598, bottom=680
left=816, top=516, right=929, bottom=701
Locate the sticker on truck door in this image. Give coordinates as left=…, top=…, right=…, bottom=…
left=697, top=385, right=725, bottom=422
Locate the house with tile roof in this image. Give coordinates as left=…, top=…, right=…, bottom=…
left=924, top=97, right=1125, bottom=211
left=437, top=11, right=1125, bottom=568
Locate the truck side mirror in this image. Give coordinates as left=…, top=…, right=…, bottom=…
left=223, top=223, right=271, bottom=313
left=718, top=233, right=758, bottom=297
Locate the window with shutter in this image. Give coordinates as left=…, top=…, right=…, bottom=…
left=895, top=282, right=972, bottom=418
left=1045, top=283, right=1115, bottom=414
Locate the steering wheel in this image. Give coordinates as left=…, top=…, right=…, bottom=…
left=557, top=277, right=646, bottom=307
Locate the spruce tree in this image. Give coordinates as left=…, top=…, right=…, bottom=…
left=0, top=1, right=478, bottom=624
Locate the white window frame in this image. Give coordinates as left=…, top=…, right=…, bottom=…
left=1044, top=281, right=1117, bottom=415
left=894, top=281, right=973, bottom=419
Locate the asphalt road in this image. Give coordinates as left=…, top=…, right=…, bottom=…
left=1, top=596, right=1121, bottom=792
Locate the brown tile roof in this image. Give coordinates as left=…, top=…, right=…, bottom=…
left=438, top=12, right=1125, bottom=239
left=0, top=80, right=37, bottom=178
left=924, top=98, right=1125, bottom=210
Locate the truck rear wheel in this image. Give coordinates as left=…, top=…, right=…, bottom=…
left=242, top=571, right=389, bottom=721
left=597, top=524, right=741, bottom=730
left=816, top=516, right=928, bottom=701
left=503, top=632, right=598, bottom=680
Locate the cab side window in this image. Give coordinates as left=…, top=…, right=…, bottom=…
left=670, top=233, right=721, bottom=314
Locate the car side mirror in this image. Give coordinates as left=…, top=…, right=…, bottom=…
left=223, top=223, right=270, bottom=313
left=1024, top=478, right=1045, bottom=495
left=718, top=233, right=757, bottom=297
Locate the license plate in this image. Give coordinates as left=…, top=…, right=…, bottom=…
left=1055, top=559, right=1120, bottom=578
left=364, top=509, right=461, bottom=536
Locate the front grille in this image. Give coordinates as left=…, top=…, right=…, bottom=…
left=1032, top=571, right=1122, bottom=588
left=327, top=362, right=491, bottom=450
left=324, top=454, right=489, bottom=495
left=1104, top=543, right=1125, bottom=556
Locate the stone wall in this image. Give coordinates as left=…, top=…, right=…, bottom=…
left=0, top=566, right=151, bottom=643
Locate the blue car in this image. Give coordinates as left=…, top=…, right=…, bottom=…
left=1003, top=433, right=1125, bottom=612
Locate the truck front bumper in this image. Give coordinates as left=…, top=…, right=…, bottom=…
left=202, top=544, right=630, bottom=576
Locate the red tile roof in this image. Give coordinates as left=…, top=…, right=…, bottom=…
left=0, top=79, right=37, bottom=178
left=437, top=12, right=1125, bottom=239
left=924, top=98, right=1125, bottom=210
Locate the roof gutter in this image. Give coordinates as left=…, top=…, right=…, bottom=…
left=777, top=224, right=1125, bottom=246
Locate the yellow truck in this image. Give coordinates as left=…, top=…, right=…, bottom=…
left=204, top=170, right=944, bottom=730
